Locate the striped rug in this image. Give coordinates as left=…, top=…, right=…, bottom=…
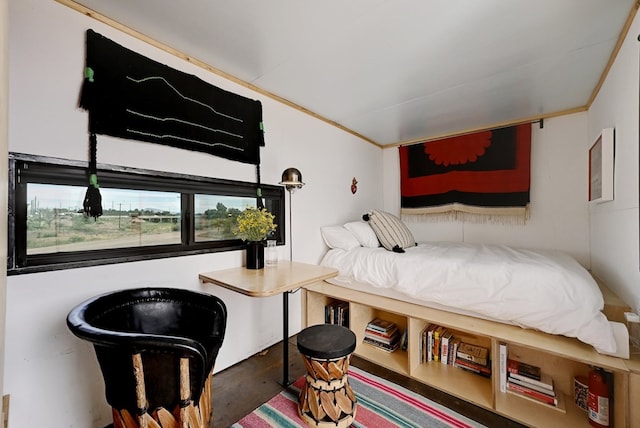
left=231, top=366, right=487, bottom=427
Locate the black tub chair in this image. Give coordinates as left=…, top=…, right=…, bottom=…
left=67, top=287, right=227, bottom=428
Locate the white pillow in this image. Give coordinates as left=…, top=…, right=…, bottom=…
left=320, top=226, right=360, bottom=250
left=364, top=209, right=416, bottom=253
left=344, top=221, right=379, bottom=248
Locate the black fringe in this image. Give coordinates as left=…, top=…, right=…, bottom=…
left=256, top=164, right=264, bottom=210
left=83, top=133, right=103, bottom=220
left=78, top=66, right=94, bottom=110
left=83, top=185, right=102, bottom=220
left=78, top=31, right=95, bottom=110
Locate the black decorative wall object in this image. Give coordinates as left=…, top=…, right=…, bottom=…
left=79, top=29, right=264, bottom=165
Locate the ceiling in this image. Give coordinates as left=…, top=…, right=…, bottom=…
left=63, top=1, right=638, bottom=147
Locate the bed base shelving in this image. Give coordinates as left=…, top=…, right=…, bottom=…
left=302, top=280, right=634, bottom=428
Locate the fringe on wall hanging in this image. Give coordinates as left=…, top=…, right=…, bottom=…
left=401, top=204, right=531, bottom=226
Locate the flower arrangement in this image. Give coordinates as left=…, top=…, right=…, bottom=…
left=234, top=207, right=277, bottom=242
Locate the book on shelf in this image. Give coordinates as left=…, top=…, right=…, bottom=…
left=506, top=381, right=557, bottom=406
left=365, top=322, right=397, bottom=335
left=364, top=318, right=401, bottom=353
left=364, top=331, right=399, bottom=346
left=506, top=358, right=541, bottom=381
left=432, top=326, right=445, bottom=362
left=366, top=318, right=397, bottom=334
left=502, top=356, right=564, bottom=412
left=366, top=326, right=398, bottom=339
left=400, top=328, right=408, bottom=351
left=456, top=342, right=489, bottom=366
left=420, top=325, right=427, bottom=362
left=454, top=357, right=492, bottom=377
left=426, top=324, right=437, bottom=362
left=423, top=324, right=446, bottom=362
left=499, top=343, right=508, bottom=393
left=335, top=301, right=349, bottom=327
left=440, top=330, right=454, bottom=364
left=324, top=301, right=349, bottom=327
left=418, top=325, right=493, bottom=378
left=363, top=335, right=400, bottom=353
left=420, top=324, right=435, bottom=362
left=506, top=386, right=567, bottom=414
left=508, top=374, right=555, bottom=396
left=419, top=324, right=468, bottom=368
left=449, top=337, right=461, bottom=366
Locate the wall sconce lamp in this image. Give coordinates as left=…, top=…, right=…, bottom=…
left=279, top=168, right=305, bottom=261
left=280, top=167, right=305, bottom=192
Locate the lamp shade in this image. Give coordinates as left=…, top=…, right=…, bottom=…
left=279, top=168, right=305, bottom=190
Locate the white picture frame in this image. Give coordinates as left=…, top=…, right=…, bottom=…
left=589, top=127, right=614, bottom=203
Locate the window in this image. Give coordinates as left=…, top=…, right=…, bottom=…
left=194, top=194, right=255, bottom=243
left=8, top=153, right=285, bottom=274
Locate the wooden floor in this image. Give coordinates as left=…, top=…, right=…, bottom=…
left=212, top=336, right=526, bottom=427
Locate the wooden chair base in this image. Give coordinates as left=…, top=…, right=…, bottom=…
left=110, top=359, right=214, bottom=428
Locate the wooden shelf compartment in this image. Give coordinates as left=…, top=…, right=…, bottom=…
left=304, top=290, right=352, bottom=327
left=495, top=391, right=590, bottom=427
left=407, top=318, right=492, bottom=372
left=506, top=344, right=588, bottom=398
left=351, top=302, right=409, bottom=375
left=407, top=318, right=493, bottom=409
left=304, top=290, right=338, bottom=326
left=356, top=342, right=409, bottom=376
left=488, top=323, right=628, bottom=374
left=497, top=343, right=628, bottom=428
left=411, top=360, right=493, bottom=410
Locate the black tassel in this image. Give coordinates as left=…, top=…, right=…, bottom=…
left=256, top=164, right=264, bottom=209
left=392, top=245, right=405, bottom=253
left=83, top=184, right=103, bottom=220
left=83, top=133, right=103, bottom=220
left=78, top=30, right=96, bottom=110
left=78, top=66, right=95, bottom=110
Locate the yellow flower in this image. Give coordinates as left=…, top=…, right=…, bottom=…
left=234, top=207, right=277, bottom=242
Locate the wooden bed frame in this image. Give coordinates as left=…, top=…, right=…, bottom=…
left=302, top=277, right=639, bottom=428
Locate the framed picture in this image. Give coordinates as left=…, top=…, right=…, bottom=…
left=589, top=128, right=614, bottom=203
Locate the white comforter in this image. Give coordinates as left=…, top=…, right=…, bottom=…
left=320, top=242, right=617, bottom=354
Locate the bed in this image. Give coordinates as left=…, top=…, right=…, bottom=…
left=319, top=211, right=628, bottom=357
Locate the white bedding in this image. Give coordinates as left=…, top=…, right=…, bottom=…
left=320, top=242, right=617, bottom=354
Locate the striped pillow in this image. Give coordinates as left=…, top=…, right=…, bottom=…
left=364, top=209, right=416, bottom=253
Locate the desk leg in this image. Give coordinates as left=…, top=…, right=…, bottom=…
left=280, top=291, right=292, bottom=387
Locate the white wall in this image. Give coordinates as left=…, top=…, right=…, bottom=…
left=588, top=12, right=640, bottom=313
left=0, top=0, right=8, bottom=406
left=383, top=113, right=592, bottom=266
left=6, top=1, right=382, bottom=427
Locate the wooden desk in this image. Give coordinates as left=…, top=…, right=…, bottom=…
left=199, top=261, right=338, bottom=385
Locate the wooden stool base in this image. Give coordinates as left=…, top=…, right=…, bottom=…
left=110, top=367, right=214, bottom=428
left=298, top=354, right=356, bottom=427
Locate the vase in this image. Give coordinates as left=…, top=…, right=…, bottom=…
left=246, top=241, right=265, bottom=269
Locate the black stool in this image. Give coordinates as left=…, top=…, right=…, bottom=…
left=296, top=324, right=357, bottom=427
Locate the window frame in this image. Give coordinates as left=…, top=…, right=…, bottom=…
left=8, top=152, right=285, bottom=275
